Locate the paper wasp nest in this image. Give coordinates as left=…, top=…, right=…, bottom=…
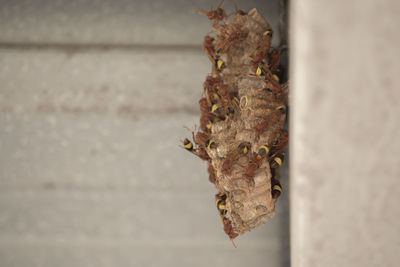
left=183, top=6, right=288, bottom=242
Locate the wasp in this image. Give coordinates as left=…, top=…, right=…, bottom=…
left=205, top=139, right=217, bottom=150
left=243, top=162, right=258, bottom=182
left=203, top=76, right=224, bottom=106
left=208, top=164, right=216, bottom=184
left=258, top=145, right=270, bottom=157
left=182, top=138, right=210, bottom=161
left=263, top=79, right=281, bottom=94
left=254, top=61, right=279, bottom=90
left=272, top=74, right=280, bottom=83
left=254, top=61, right=278, bottom=82
left=221, top=216, right=238, bottom=247
left=263, top=30, right=273, bottom=39
left=199, top=95, right=224, bottom=132
left=215, top=83, right=233, bottom=110
left=209, top=103, right=227, bottom=122
left=270, top=130, right=288, bottom=155
left=192, top=131, right=217, bottom=153
left=208, top=88, right=230, bottom=116
left=221, top=159, right=234, bottom=176
left=215, top=56, right=226, bottom=72
left=196, top=0, right=228, bottom=26
left=250, top=31, right=273, bottom=75
left=255, top=64, right=266, bottom=76
left=226, top=107, right=235, bottom=118
left=203, top=75, right=221, bottom=91
left=275, top=104, right=286, bottom=115
left=193, top=131, right=210, bottom=148
left=253, top=120, right=269, bottom=135
left=271, top=179, right=282, bottom=199
left=268, top=48, right=281, bottom=75
left=240, top=154, right=264, bottom=189
left=222, top=142, right=250, bottom=175
left=200, top=113, right=212, bottom=132
left=183, top=138, right=194, bottom=151
left=215, top=193, right=227, bottom=215
left=269, top=151, right=285, bottom=169
left=233, top=2, right=247, bottom=16
left=210, top=103, right=220, bottom=114
left=199, top=97, right=210, bottom=114
left=231, top=152, right=265, bottom=191
left=197, top=148, right=211, bottom=161
left=215, top=193, right=238, bottom=247
left=261, top=68, right=282, bottom=93
left=262, top=130, right=287, bottom=168
left=271, top=169, right=282, bottom=200
left=182, top=127, right=213, bottom=161
left=201, top=37, right=224, bottom=73
left=250, top=33, right=272, bottom=65
left=202, top=35, right=216, bottom=65
left=199, top=97, right=212, bottom=131
left=250, top=50, right=266, bottom=65
left=215, top=25, right=247, bottom=54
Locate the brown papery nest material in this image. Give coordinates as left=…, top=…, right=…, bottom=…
left=183, top=5, right=288, bottom=244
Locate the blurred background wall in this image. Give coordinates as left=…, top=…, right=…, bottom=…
left=0, top=1, right=290, bottom=266
left=291, top=1, right=400, bottom=266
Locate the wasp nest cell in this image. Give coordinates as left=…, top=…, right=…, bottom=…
left=183, top=5, right=288, bottom=244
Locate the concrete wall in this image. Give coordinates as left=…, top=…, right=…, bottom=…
left=0, top=1, right=290, bottom=267
left=291, top=0, right=400, bottom=266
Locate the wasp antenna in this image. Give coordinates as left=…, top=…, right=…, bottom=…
left=183, top=125, right=196, bottom=140
left=196, top=8, right=207, bottom=15
left=216, top=0, right=224, bottom=9
left=183, top=125, right=193, bottom=133
left=225, top=2, right=239, bottom=18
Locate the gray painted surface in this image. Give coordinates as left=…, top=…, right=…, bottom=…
left=0, top=0, right=281, bottom=47
left=0, top=0, right=289, bottom=266
left=0, top=50, right=207, bottom=115
left=0, top=112, right=290, bottom=266
left=291, top=0, right=400, bottom=266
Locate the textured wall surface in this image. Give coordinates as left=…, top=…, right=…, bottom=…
left=0, top=0, right=282, bottom=46
left=291, top=1, right=400, bottom=266
left=0, top=1, right=290, bottom=267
